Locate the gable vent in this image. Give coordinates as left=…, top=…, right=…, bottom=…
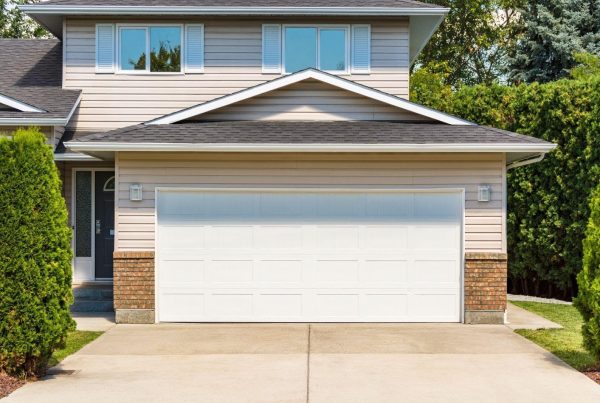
left=351, top=25, right=371, bottom=74
left=96, top=24, right=115, bottom=74
left=262, top=24, right=282, bottom=74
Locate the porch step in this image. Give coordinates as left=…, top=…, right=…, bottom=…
left=71, top=284, right=114, bottom=313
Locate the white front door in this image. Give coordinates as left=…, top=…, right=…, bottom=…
left=156, top=189, right=463, bottom=323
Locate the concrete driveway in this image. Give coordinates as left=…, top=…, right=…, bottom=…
left=6, top=324, right=600, bottom=403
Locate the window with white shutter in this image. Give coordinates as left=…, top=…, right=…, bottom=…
left=262, top=24, right=282, bottom=73
left=351, top=25, right=371, bottom=74
left=96, top=24, right=115, bottom=73
left=185, top=24, right=204, bottom=73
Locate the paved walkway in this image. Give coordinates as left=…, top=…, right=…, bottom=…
left=506, top=302, right=562, bottom=330
left=5, top=323, right=600, bottom=403
left=72, top=312, right=116, bottom=332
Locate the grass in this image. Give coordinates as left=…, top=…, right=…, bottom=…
left=48, top=330, right=103, bottom=367
left=512, top=301, right=599, bottom=371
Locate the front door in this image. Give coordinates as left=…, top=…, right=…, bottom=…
left=94, top=171, right=115, bottom=279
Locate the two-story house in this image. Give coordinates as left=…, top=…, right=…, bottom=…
left=0, top=0, right=554, bottom=324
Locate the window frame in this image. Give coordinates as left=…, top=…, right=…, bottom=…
left=282, top=24, right=350, bottom=75
left=116, top=23, right=185, bottom=75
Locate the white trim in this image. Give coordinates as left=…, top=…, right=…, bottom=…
left=53, top=153, right=100, bottom=161
left=282, top=24, right=351, bottom=74
left=506, top=153, right=546, bottom=169
left=102, top=175, right=116, bottom=192
left=22, top=5, right=450, bottom=16
left=116, top=23, right=184, bottom=75
left=146, top=69, right=473, bottom=125
left=154, top=185, right=465, bottom=324
left=0, top=94, right=45, bottom=113
left=67, top=141, right=557, bottom=154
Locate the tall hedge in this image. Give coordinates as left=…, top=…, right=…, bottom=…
left=574, top=184, right=600, bottom=359
left=413, top=69, right=600, bottom=299
left=0, top=128, right=74, bottom=377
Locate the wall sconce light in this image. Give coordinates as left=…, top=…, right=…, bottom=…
left=129, top=184, right=143, bottom=201
left=478, top=185, right=491, bottom=202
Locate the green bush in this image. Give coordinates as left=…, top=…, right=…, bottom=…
left=574, top=184, right=600, bottom=359
left=412, top=60, right=600, bottom=298
left=0, top=128, right=75, bottom=377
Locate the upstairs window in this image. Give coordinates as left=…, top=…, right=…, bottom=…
left=119, top=26, right=182, bottom=73
left=283, top=26, right=348, bottom=74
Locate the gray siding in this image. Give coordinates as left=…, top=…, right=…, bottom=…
left=64, top=18, right=410, bottom=131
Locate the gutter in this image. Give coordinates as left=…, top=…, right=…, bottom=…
left=66, top=141, right=557, bottom=154
left=20, top=5, right=450, bottom=16
left=506, top=153, right=547, bottom=170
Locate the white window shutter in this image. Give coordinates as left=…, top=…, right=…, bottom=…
left=351, top=25, right=371, bottom=74
left=96, top=24, right=115, bottom=73
left=185, top=24, right=204, bottom=73
left=262, top=24, right=281, bottom=73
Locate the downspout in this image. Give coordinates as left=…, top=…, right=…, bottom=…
left=506, top=153, right=546, bottom=170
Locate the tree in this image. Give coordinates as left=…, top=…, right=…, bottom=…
left=509, top=0, right=600, bottom=83
left=1, top=0, right=47, bottom=38
left=417, top=0, right=524, bottom=86
left=0, top=128, right=75, bottom=377
left=574, top=183, right=600, bottom=360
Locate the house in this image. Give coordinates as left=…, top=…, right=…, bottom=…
left=1, top=0, right=555, bottom=325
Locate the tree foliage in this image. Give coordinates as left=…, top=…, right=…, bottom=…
left=509, top=0, right=600, bottom=83
left=412, top=54, right=600, bottom=298
left=0, top=128, right=74, bottom=377
left=417, top=0, right=523, bottom=86
left=0, top=0, right=47, bottom=38
left=574, top=184, right=600, bottom=360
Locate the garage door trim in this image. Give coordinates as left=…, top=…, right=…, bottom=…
left=153, top=186, right=466, bottom=323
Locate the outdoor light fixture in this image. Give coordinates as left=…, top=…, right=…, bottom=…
left=478, top=185, right=491, bottom=202
left=129, top=184, right=143, bottom=201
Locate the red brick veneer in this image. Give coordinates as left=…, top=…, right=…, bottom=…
left=113, top=251, right=155, bottom=310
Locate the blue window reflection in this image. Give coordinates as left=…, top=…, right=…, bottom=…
left=285, top=27, right=317, bottom=73
left=150, top=27, right=181, bottom=72
left=320, top=29, right=346, bottom=71
left=120, top=28, right=146, bottom=70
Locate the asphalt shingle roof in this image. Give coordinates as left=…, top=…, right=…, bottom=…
left=0, top=39, right=80, bottom=120
left=34, top=0, right=440, bottom=8
left=71, top=121, right=551, bottom=145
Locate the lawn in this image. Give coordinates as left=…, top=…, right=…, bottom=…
left=48, top=330, right=103, bottom=367
left=512, top=301, right=599, bottom=371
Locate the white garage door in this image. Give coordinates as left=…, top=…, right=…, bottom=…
left=156, top=189, right=463, bottom=323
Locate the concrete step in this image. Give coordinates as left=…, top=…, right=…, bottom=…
left=71, top=299, right=114, bottom=313
left=72, top=284, right=114, bottom=312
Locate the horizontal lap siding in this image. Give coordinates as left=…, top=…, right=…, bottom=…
left=64, top=18, right=409, bottom=131
left=116, top=152, right=506, bottom=252
left=196, top=80, right=425, bottom=121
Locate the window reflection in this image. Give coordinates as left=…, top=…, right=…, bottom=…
left=150, top=27, right=181, bottom=73
left=320, top=29, right=346, bottom=71
left=285, top=27, right=317, bottom=73
left=120, top=28, right=146, bottom=70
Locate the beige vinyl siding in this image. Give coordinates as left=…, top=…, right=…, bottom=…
left=64, top=18, right=409, bottom=131
left=194, top=80, right=429, bottom=122
left=115, top=152, right=506, bottom=252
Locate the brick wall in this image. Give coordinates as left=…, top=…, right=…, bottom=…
left=464, top=252, right=507, bottom=324
left=113, top=251, right=155, bottom=323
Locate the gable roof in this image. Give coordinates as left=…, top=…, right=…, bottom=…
left=148, top=69, right=473, bottom=126
left=0, top=39, right=81, bottom=125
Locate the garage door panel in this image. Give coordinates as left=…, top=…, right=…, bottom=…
left=156, top=190, right=462, bottom=323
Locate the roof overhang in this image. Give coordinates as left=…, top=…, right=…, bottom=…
left=66, top=141, right=556, bottom=163
left=21, top=5, right=448, bottom=59
left=147, top=69, right=470, bottom=125
left=0, top=93, right=45, bottom=113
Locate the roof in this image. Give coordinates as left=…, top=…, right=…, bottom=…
left=149, top=69, right=473, bottom=126
left=0, top=39, right=81, bottom=124
left=27, top=0, right=441, bottom=9
left=66, top=121, right=555, bottom=160
left=21, top=1, right=447, bottom=64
